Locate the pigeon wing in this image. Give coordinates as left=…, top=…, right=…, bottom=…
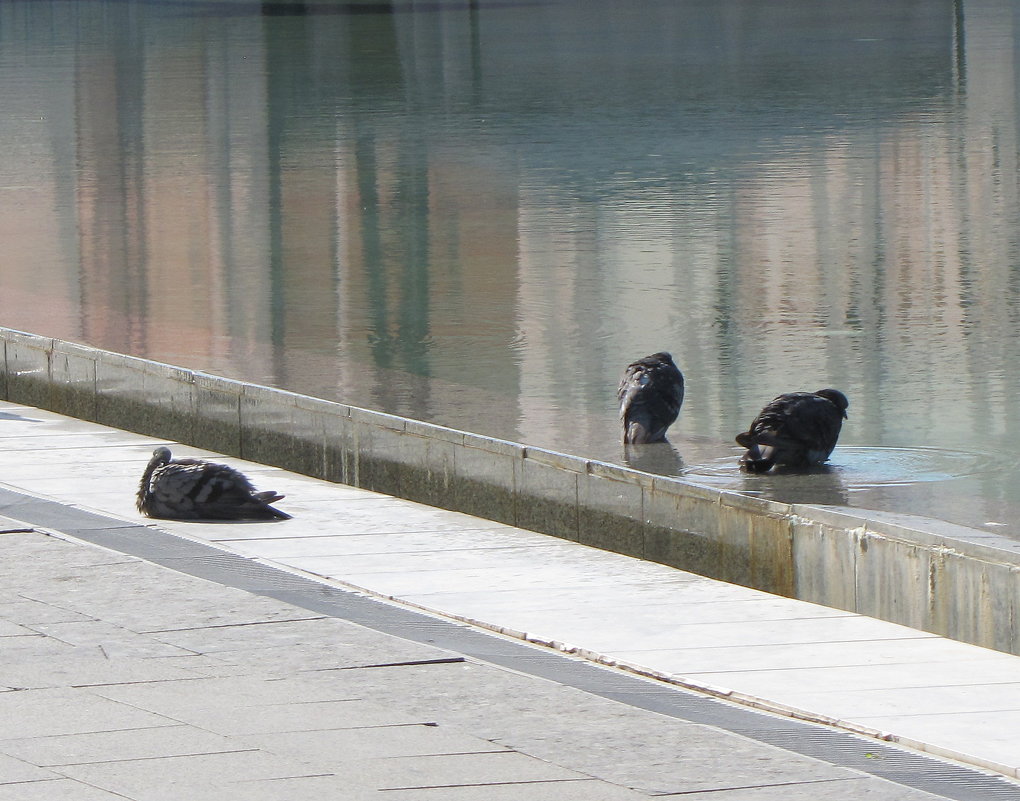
left=147, top=462, right=289, bottom=520
left=739, top=392, right=843, bottom=468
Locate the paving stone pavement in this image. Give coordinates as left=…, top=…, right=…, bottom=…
left=0, top=527, right=959, bottom=801
left=0, top=401, right=1019, bottom=800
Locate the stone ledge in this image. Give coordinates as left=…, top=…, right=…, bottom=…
left=3, top=325, right=1019, bottom=655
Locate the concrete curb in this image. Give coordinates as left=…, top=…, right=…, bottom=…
left=4, top=325, right=1020, bottom=655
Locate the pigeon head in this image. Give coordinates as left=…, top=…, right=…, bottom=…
left=151, top=446, right=174, bottom=463
left=815, top=389, right=849, bottom=418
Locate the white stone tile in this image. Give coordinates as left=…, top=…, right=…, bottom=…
left=609, top=637, right=970, bottom=677
left=232, top=469, right=377, bottom=499
left=853, top=710, right=1020, bottom=771
left=316, top=565, right=637, bottom=597
left=683, top=656, right=1020, bottom=695
left=0, top=442, right=166, bottom=468
left=0, top=433, right=154, bottom=452
left=532, top=596, right=854, bottom=633
left=0, top=461, right=141, bottom=481
left=158, top=498, right=517, bottom=540
left=779, top=682, right=1020, bottom=720
left=478, top=611, right=929, bottom=656
left=11, top=478, right=135, bottom=500
left=221, top=528, right=560, bottom=559
left=399, top=575, right=750, bottom=616
left=282, top=543, right=589, bottom=580
left=286, top=543, right=691, bottom=596
left=454, top=604, right=859, bottom=651
left=150, top=516, right=333, bottom=541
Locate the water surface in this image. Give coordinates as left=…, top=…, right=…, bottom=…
left=3, top=0, right=1020, bottom=536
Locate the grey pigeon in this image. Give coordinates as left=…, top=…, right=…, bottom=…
left=137, top=447, right=290, bottom=520
left=618, top=352, right=685, bottom=444
left=736, top=389, right=849, bottom=473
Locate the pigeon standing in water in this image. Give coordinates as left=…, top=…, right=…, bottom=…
left=137, top=447, right=291, bottom=520
left=618, top=352, right=685, bottom=444
left=736, top=389, right=849, bottom=473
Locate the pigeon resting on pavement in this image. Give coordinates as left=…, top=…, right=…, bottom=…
left=137, top=447, right=290, bottom=520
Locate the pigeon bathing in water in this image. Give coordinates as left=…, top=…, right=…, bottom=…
left=736, top=389, right=849, bottom=473
left=618, top=352, right=685, bottom=444
left=137, top=447, right=291, bottom=521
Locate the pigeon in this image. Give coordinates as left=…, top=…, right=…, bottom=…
left=618, top=352, right=685, bottom=444
left=736, top=389, right=849, bottom=473
left=137, top=447, right=291, bottom=520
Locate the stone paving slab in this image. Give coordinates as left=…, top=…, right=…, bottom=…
left=853, top=711, right=1020, bottom=772
left=317, top=659, right=862, bottom=794
left=0, top=402, right=1017, bottom=797
left=52, top=748, right=347, bottom=798
left=0, top=725, right=242, bottom=768
left=4, top=778, right=137, bottom=801
left=0, top=687, right=180, bottom=739
left=239, top=722, right=511, bottom=762
left=0, top=753, right=58, bottom=784
left=375, top=779, right=654, bottom=801
left=0, top=528, right=953, bottom=801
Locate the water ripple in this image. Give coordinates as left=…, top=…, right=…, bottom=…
left=686, top=446, right=1000, bottom=490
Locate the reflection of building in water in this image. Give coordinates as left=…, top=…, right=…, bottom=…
left=3, top=0, right=1020, bottom=477
left=329, top=10, right=522, bottom=433
left=723, top=2, right=1019, bottom=459
left=74, top=43, right=144, bottom=355
left=725, top=122, right=979, bottom=449
left=334, top=124, right=522, bottom=433
left=506, top=0, right=962, bottom=454
left=0, top=4, right=524, bottom=434
left=514, top=182, right=727, bottom=452
left=0, top=8, right=82, bottom=343
left=61, top=10, right=278, bottom=372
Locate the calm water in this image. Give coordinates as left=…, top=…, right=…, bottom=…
left=3, top=0, right=1020, bottom=536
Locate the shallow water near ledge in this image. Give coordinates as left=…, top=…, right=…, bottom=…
left=688, top=447, right=999, bottom=489
left=680, top=445, right=1011, bottom=517
left=3, top=0, right=1020, bottom=538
